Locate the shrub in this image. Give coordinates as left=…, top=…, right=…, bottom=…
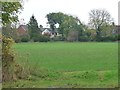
left=21, top=35, right=30, bottom=42
left=52, top=36, right=63, bottom=41
left=39, top=35, right=50, bottom=42
left=67, top=31, right=78, bottom=42
left=96, top=36, right=118, bottom=42
left=79, top=36, right=90, bottom=42
left=21, top=37, right=30, bottom=42
left=32, top=35, right=50, bottom=42
left=14, top=38, right=21, bottom=43
left=2, top=36, right=30, bottom=82
left=32, top=37, right=39, bottom=42
left=118, top=34, right=120, bottom=40
left=2, top=36, right=16, bottom=81
left=113, top=35, right=119, bottom=41
left=21, top=38, right=29, bottom=42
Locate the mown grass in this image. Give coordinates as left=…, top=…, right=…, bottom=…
left=14, top=42, right=118, bottom=71
left=3, top=42, right=118, bottom=88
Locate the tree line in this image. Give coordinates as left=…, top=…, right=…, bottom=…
left=3, top=9, right=119, bottom=42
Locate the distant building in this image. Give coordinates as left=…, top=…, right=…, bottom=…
left=17, top=25, right=28, bottom=36
left=115, top=25, right=120, bottom=34
left=42, top=28, right=52, bottom=35
left=42, top=28, right=58, bottom=38
left=112, top=25, right=120, bottom=35
left=17, top=25, right=60, bottom=39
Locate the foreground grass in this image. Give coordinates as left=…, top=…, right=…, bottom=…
left=3, top=42, right=118, bottom=88
left=3, top=70, right=118, bottom=88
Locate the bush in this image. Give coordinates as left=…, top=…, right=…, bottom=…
left=32, top=35, right=50, bottom=42
left=2, top=36, right=16, bottom=81
left=14, top=38, right=21, bottom=43
left=21, top=36, right=30, bottom=42
left=118, top=34, right=120, bottom=40
left=67, top=31, right=79, bottom=42
left=52, top=36, right=63, bottom=41
left=96, top=36, right=117, bottom=42
left=20, top=35, right=30, bottom=42
left=32, top=36, right=39, bottom=42
left=21, top=38, right=29, bottom=42
left=2, top=36, right=30, bottom=82
left=39, top=35, right=50, bottom=42
left=79, top=36, right=90, bottom=42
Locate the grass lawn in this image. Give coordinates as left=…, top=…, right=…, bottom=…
left=3, top=42, right=118, bottom=88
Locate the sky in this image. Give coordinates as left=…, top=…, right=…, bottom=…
left=18, top=0, right=119, bottom=27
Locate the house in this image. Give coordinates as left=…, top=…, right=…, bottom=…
left=17, top=25, right=61, bottom=39
left=17, top=25, right=28, bottom=36
left=42, top=28, right=58, bottom=38
left=42, top=28, right=52, bottom=36
left=115, top=25, right=120, bottom=34
left=112, top=25, right=120, bottom=35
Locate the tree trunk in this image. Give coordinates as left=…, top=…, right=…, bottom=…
left=96, top=26, right=101, bottom=40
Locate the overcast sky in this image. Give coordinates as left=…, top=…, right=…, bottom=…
left=18, top=0, right=119, bottom=27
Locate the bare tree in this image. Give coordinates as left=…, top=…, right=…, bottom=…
left=89, top=9, right=113, bottom=39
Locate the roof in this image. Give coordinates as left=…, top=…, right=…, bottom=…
left=19, top=25, right=28, bottom=31
left=42, top=29, right=52, bottom=35
left=17, top=25, right=28, bottom=36
left=43, top=28, right=52, bottom=31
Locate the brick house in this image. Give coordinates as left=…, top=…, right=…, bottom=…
left=17, top=25, right=28, bottom=36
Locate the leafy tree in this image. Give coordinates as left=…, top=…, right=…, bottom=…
left=1, top=1, right=24, bottom=82
left=84, top=29, right=96, bottom=41
left=89, top=9, right=113, bottom=40
left=46, top=12, right=64, bottom=35
left=100, top=24, right=114, bottom=37
left=1, top=1, right=23, bottom=26
left=27, top=15, right=40, bottom=40
left=2, top=23, right=20, bottom=42
left=46, top=12, right=83, bottom=40
left=1, top=1, right=23, bottom=41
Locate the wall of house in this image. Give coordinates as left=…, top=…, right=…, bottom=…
left=17, top=26, right=27, bottom=36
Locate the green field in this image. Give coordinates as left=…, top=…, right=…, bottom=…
left=3, top=42, right=118, bottom=88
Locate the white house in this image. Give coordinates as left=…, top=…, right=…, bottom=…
left=41, top=28, right=61, bottom=39
left=42, top=29, right=52, bottom=35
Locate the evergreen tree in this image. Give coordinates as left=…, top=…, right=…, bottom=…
left=27, top=15, right=40, bottom=39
